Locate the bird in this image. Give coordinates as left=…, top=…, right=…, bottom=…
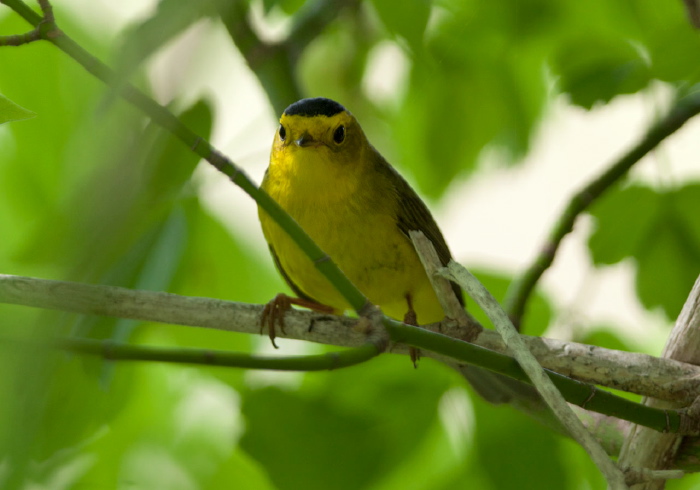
left=257, top=97, right=461, bottom=335
left=257, top=97, right=536, bottom=404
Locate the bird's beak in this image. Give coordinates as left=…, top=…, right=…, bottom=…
left=295, top=132, right=320, bottom=147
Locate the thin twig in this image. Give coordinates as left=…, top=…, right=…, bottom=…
left=408, top=231, right=475, bottom=329
left=41, top=337, right=380, bottom=371
left=410, top=230, right=548, bottom=407
left=441, top=261, right=629, bottom=489
left=0, top=28, right=41, bottom=45
left=0, top=0, right=54, bottom=46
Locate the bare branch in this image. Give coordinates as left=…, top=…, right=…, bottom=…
left=619, top=274, right=700, bottom=490
left=2, top=273, right=699, bottom=404
left=441, top=260, right=629, bottom=489
left=622, top=467, right=685, bottom=486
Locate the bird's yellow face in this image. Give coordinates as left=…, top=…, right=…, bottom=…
left=275, top=110, right=361, bottom=158
left=269, top=109, right=367, bottom=193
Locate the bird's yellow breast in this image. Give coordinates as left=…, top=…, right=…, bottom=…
left=259, top=119, right=444, bottom=324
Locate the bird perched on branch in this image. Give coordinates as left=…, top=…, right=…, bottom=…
left=257, top=97, right=534, bottom=404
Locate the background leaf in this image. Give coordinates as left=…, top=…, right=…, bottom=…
left=589, top=184, right=700, bottom=318
left=0, top=93, right=35, bottom=124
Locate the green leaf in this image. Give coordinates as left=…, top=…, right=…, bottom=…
left=240, top=387, right=388, bottom=490
left=589, top=184, right=700, bottom=318
left=306, top=355, right=453, bottom=467
left=588, top=185, right=659, bottom=265
left=472, top=393, right=571, bottom=490
left=240, top=357, right=453, bottom=490
left=0, top=349, right=137, bottom=486
left=675, top=184, right=700, bottom=253
left=204, top=448, right=276, bottom=490
left=145, top=99, right=214, bottom=198
left=632, top=0, right=700, bottom=85
left=261, top=0, right=306, bottom=15
left=635, top=191, right=700, bottom=318
left=395, top=70, right=502, bottom=197
left=389, top=0, right=550, bottom=197
left=73, top=364, right=239, bottom=489
left=369, top=0, right=432, bottom=51
left=0, top=13, right=107, bottom=242
left=114, top=0, right=213, bottom=84
left=0, top=93, right=35, bottom=124
left=553, top=36, right=651, bottom=109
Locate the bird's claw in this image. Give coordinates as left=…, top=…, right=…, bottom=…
left=260, top=293, right=292, bottom=349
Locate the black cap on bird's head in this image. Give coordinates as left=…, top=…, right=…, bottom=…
left=283, top=98, right=347, bottom=118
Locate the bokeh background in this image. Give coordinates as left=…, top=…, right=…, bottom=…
left=1, top=0, right=700, bottom=488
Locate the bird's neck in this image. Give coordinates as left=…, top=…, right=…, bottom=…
left=266, top=153, right=363, bottom=208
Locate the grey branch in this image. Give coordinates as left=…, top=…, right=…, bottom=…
left=619, top=274, right=700, bottom=489
left=1, top=273, right=699, bottom=405
left=440, top=259, right=628, bottom=489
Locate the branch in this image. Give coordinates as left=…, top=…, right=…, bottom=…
left=409, top=231, right=474, bottom=327
left=0, top=25, right=41, bottom=45
left=503, top=90, right=700, bottom=327
left=622, top=467, right=684, bottom=486
left=411, top=230, right=552, bottom=412
left=619, top=274, right=700, bottom=489
left=440, top=260, right=628, bottom=488
left=215, top=0, right=360, bottom=114
left=2, top=273, right=698, bottom=438
left=474, top=330, right=700, bottom=405
left=0, top=0, right=56, bottom=45
left=39, top=337, right=379, bottom=371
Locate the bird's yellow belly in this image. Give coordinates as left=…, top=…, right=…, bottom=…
left=260, top=191, right=444, bottom=324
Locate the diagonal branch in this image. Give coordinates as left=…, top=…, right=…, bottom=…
left=215, top=0, right=361, bottom=114
left=440, top=259, right=628, bottom=488
left=503, top=90, right=700, bottom=328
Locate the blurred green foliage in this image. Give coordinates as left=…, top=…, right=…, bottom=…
left=589, top=184, right=700, bottom=319
left=1, top=0, right=700, bottom=488
left=0, top=92, right=35, bottom=124
left=469, top=270, right=552, bottom=337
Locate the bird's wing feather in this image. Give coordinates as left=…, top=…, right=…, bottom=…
left=375, top=153, right=465, bottom=306
left=375, top=157, right=546, bottom=405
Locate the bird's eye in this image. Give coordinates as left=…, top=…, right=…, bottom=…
left=333, top=125, right=345, bottom=144
left=279, top=125, right=286, bottom=141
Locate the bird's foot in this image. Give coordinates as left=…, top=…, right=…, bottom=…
left=260, top=293, right=334, bottom=348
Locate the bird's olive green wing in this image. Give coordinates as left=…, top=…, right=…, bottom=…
left=376, top=155, right=547, bottom=406
left=268, top=245, right=319, bottom=304
left=379, top=160, right=465, bottom=306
